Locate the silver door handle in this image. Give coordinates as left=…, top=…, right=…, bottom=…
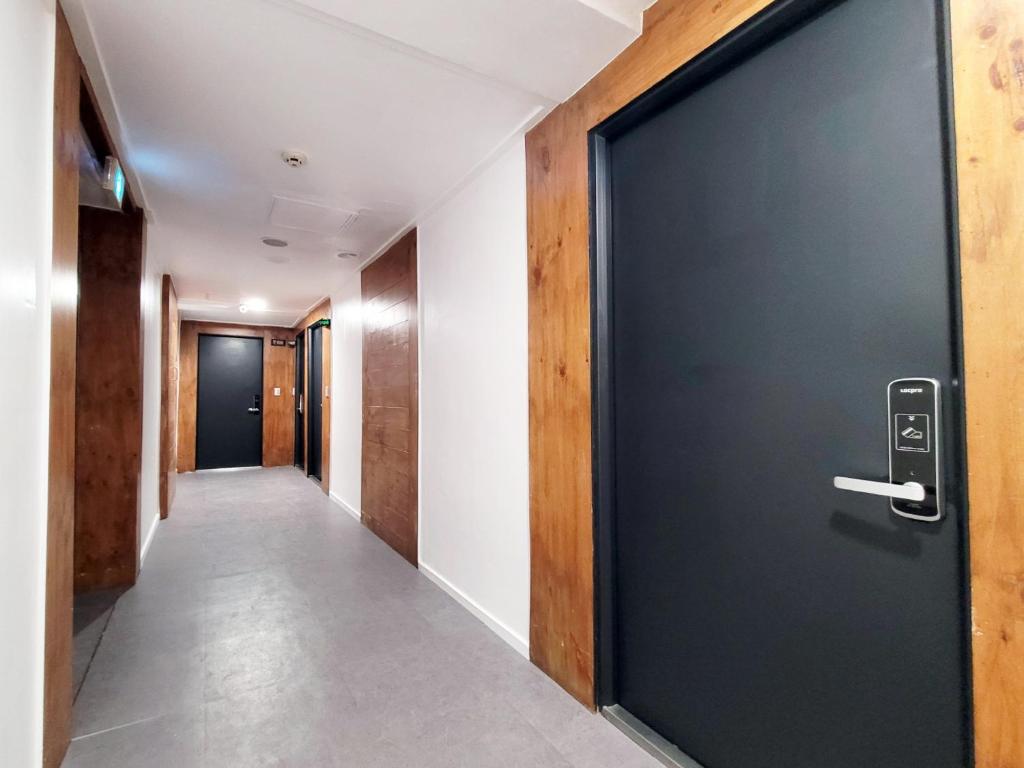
left=298, top=395, right=303, bottom=413
left=833, top=477, right=926, bottom=502
left=247, top=407, right=260, bottom=413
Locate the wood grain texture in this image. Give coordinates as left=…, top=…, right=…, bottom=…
left=950, top=1, right=1024, bottom=765
left=361, top=231, right=418, bottom=565
left=176, top=322, right=295, bottom=471
left=177, top=323, right=199, bottom=471
left=526, top=0, right=772, bottom=708
left=74, top=207, right=144, bottom=593
left=263, top=328, right=297, bottom=467
left=159, top=275, right=179, bottom=518
left=44, top=7, right=79, bottom=765
left=294, top=299, right=332, bottom=492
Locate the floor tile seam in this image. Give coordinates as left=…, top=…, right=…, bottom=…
left=73, top=600, right=119, bottom=705
left=70, top=713, right=164, bottom=742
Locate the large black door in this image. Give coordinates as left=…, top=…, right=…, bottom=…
left=593, top=1, right=969, bottom=767
left=307, top=325, right=323, bottom=481
left=196, top=334, right=263, bottom=469
left=294, top=330, right=305, bottom=467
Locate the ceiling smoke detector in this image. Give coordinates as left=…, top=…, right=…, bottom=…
left=281, top=150, right=308, bottom=168
left=261, top=237, right=288, bottom=248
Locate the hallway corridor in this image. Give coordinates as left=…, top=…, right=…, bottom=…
left=64, top=468, right=658, bottom=767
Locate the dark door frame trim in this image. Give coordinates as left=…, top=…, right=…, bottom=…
left=294, top=329, right=305, bottom=469
left=306, top=322, right=322, bottom=480
left=588, top=0, right=971, bottom=757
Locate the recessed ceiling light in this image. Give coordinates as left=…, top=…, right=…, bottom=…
left=243, top=297, right=268, bottom=312
left=281, top=150, right=308, bottom=168
left=238, top=304, right=248, bottom=314
left=336, top=251, right=359, bottom=260
left=262, top=237, right=288, bottom=247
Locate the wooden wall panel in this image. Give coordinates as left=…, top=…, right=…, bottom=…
left=74, top=207, right=145, bottom=592
left=294, top=299, right=332, bottom=492
left=526, top=0, right=771, bottom=708
left=176, top=322, right=295, bottom=471
left=159, top=275, right=179, bottom=518
left=44, top=7, right=80, bottom=765
left=263, top=329, right=297, bottom=467
left=950, top=1, right=1024, bottom=765
left=177, top=324, right=199, bottom=471
left=361, top=231, right=418, bottom=565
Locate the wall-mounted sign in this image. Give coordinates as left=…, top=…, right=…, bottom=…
left=102, top=156, right=125, bottom=208
left=271, top=338, right=286, bottom=346
left=315, top=318, right=331, bottom=328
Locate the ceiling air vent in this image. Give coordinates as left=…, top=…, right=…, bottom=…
left=269, top=195, right=359, bottom=236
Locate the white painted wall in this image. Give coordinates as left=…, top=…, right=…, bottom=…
left=138, top=240, right=164, bottom=562
left=0, top=1, right=56, bottom=764
left=417, top=137, right=530, bottom=656
left=328, top=276, right=363, bottom=518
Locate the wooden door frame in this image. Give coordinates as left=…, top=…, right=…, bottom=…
left=293, top=299, right=332, bottom=492
left=293, top=328, right=305, bottom=469
left=306, top=322, right=322, bottom=480
left=176, top=321, right=298, bottom=472
left=46, top=8, right=147, bottom=762
left=159, top=275, right=179, bottom=519
left=527, top=0, right=1024, bottom=765
left=44, top=7, right=80, bottom=765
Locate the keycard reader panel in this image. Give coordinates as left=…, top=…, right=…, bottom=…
left=888, top=378, right=941, bottom=521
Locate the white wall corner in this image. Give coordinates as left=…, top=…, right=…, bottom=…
left=359, top=106, right=544, bottom=272
left=329, top=490, right=361, bottom=522
left=419, top=562, right=530, bottom=659
left=139, top=511, right=161, bottom=565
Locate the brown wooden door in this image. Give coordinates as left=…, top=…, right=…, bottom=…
left=361, top=230, right=418, bottom=565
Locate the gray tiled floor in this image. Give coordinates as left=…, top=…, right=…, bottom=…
left=72, top=588, right=121, bottom=699
left=64, top=467, right=660, bottom=768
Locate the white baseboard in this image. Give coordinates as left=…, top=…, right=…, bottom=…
left=139, top=511, right=160, bottom=566
left=418, top=561, right=529, bottom=659
left=329, top=491, right=361, bottom=522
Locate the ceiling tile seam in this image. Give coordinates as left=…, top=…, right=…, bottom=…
left=260, top=0, right=559, bottom=107
left=355, top=103, right=547, bottom=274
left=64, top=0, right=155, bottom=220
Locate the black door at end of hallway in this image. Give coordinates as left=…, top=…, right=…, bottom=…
left=594, top=1, right=969, bottom=767
left=196, top=334, right=263, bottom=470
left=294, top=330, right=305, bottom=468
left=307, top=324, right=323, bottom=481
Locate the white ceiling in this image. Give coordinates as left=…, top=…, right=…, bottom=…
left=62, top=0, right=652, bottom=325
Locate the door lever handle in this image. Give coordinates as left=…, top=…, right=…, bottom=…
left=833, top=476, right=926, bottom=502
left=247, top=407, right=260, bottom=414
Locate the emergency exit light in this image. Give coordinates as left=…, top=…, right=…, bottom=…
left=102, top=156, right=125, bottom=208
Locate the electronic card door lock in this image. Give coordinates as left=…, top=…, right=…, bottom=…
left=834, top=378, right=942, bottom=522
